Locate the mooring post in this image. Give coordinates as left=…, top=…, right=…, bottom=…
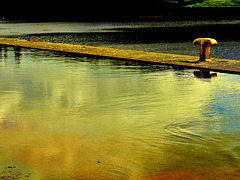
left=193, top=38, right=217, bottom=61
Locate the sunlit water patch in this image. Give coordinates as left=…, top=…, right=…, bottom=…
left=0, top=46, right=240, bottom=179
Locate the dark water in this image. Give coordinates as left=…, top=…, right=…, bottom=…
left=0, top=21, right=240, bottom=179
left=1, top=20, right=240, bottom=59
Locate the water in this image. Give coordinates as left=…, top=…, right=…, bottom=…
left=1, top=20, right=240, bottom=59
left=0, top=21, right=240, bottom=179
left=0, top=46, right=240, bottom=179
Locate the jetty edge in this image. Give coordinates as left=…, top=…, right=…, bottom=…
left=0, top=38, right=240, bottom=74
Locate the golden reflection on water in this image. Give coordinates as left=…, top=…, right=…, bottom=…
left=0, top=47, right=240, bottom=179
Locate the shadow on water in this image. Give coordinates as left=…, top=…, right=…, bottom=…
left=25, top=23, right=240, bottom=44
left=111, top=24, right=240, bottom=42
left=17, top=21, right=239, bottom=60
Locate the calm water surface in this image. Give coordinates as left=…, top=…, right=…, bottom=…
left=0, top=21, right=240, bottom=179
left=0, top=46, right=240, bottom=179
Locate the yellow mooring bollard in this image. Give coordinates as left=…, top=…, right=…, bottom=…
left=193, top=38, right=217, bottom=61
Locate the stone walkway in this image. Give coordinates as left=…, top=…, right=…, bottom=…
left=0, top=38, right=239, bottom=74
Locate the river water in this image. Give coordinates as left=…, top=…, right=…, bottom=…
left=0, top=21, right=240, bottom=179
left=1, top=20, right=240, bottom=59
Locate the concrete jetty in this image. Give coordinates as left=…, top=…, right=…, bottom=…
left=0, top=38, right=240, bottom=74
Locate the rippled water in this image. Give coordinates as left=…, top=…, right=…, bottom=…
left=0, top=46, right=240, bottom=179
left=0, top=21, right=240, bottom=179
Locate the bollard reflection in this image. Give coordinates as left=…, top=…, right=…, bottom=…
left=194, top=69, right=217, bottom=78
left=1, top=46, right=8, bottom=58
left=14, top=47, right=22, bottom=64
left=4, top=46, right=8, bottom=58
left=0, top=46, right=8, bottom=62
left=0, top=46, right=22, bottom=66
